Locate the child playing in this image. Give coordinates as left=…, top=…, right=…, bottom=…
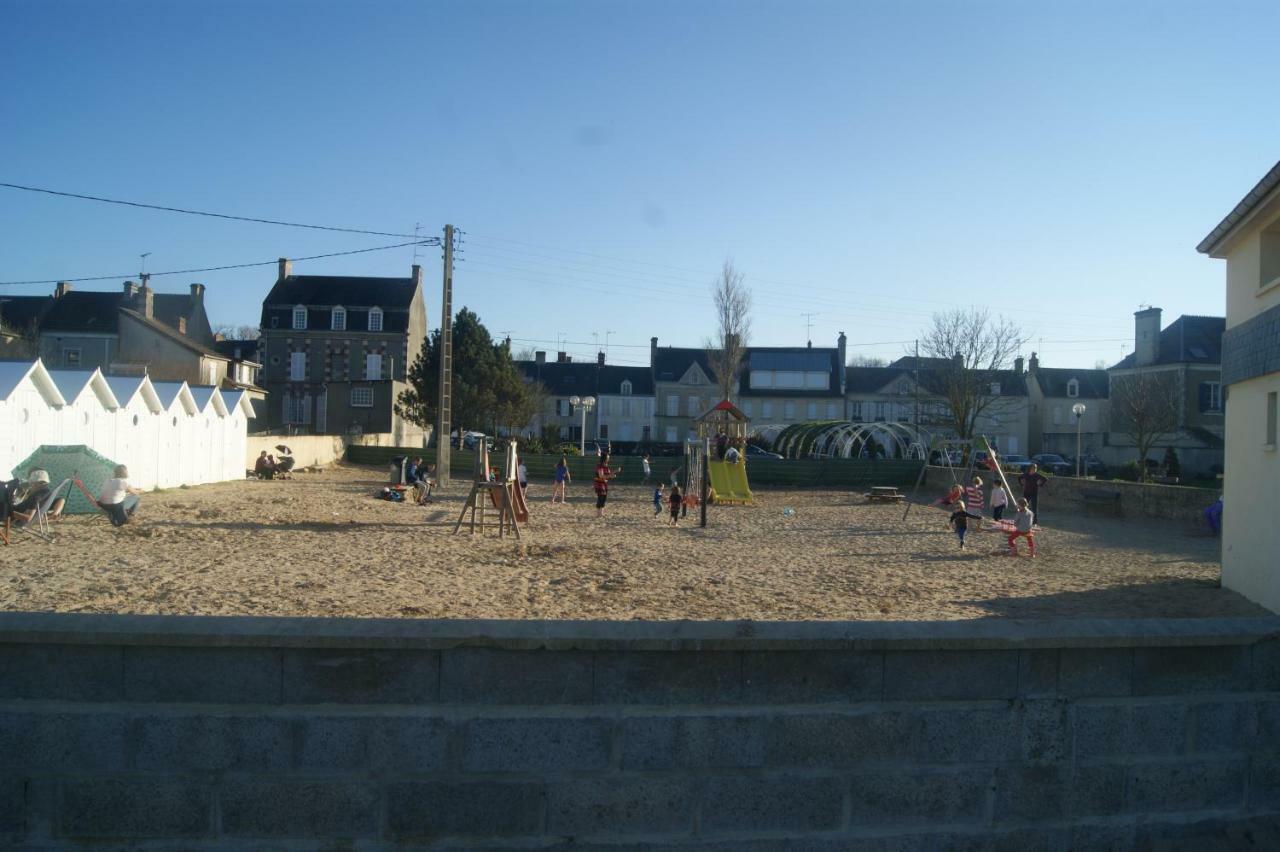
left=990, top=481, right=1008, bottom=521
left=653, top=483, right=665, bottom=516
left=1007, top=499, right=1037, bottom=557
left=947, top=499, right=982, bottom=549
left=932, top=483, right=964, bottom=509
left=668, top=484, right=683, bottom=524
left=964, top=476, right=985, bottom=530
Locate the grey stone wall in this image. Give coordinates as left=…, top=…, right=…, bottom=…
left=3, top=614, right=1280, bottom=848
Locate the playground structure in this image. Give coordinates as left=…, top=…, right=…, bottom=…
left=753, top=421, right=930, bottom=461
left=697, top=400, right=753, bottom=506
left=903, top=435, right=1020, bottom=530
left=453, top=438, right=529, bottom=538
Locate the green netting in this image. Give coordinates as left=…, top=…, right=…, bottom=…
left=13, top=445, right=120, bottom=514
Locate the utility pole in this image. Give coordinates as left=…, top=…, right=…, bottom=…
left=436, top=224, right=455, bottom=487
left=914, top=338, right=921, bottom=435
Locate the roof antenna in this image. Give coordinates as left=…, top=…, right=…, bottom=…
left=412, top=223, right=422, bottom=263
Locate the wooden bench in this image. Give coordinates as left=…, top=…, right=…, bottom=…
left=866, top=486, right=904, bottom=504
left=1081, top=488, right=1122, bottom=516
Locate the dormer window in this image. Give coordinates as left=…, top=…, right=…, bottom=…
left=1067, top=378, right=1079, bottom=398
left=621, top=380, right=632, bottom=396
left=292, top=305, right=307, bottom=330
left=990, top=382, right=1001, bottom=395
left=368, top=307, right=383, bottom=332
left=332, top=306, right=346, bottom=331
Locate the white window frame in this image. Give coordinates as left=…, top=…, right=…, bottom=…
left=63, top=348, right=81, bottom=367
left=1206, top=381, right=1223, bottom=413
left=1067, top=379, right=1079, bottom=398
left=850, top=401, right=863, bottom=420
left=365, top=352, right=383, bottom=380
left=350, top=386, right=374, bottom=408
left=331, top=306, right=346, bottom=331
left=620, top=380, right=632, bottom=396
left=368, top=307, right=383, bottom=332
left=686, top=395, right=699, bottom=417
left=289, top=351, right=306, bottom=382
left=292, top=305, right=307, bottom=330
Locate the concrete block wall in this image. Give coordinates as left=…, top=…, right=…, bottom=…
left=2, top=614, right=1280, bottom=848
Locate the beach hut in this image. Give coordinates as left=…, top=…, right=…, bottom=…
left=47, top=368, right=121, bottom=452
left=149, top=381, right=198, bottom=488
left=13, top=444, right=120, bottom=514
left=104, top=375, right=164, bottom=490
left=219, top=389, right=255, bottom=480
left=188, top=385, right=228, bottom=484
left=0, top=360, right=67, bottom=480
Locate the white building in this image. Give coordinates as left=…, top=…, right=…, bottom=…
left=0, top=359, right=253, bottom=491
left=1197, top=160, right=1280, bottom=612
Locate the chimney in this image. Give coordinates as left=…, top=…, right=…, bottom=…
left=807, top=340, right=813, bottom=349
left=54, top=281, right=72, bottom=298
left=837, top=332, right=847, bottom=393
left=412, top=264, right=423, bottom=287
left=123, top=280, right=140, bottom=297
left=952, top=351, right=963, bottom=368
left=650, top=336, right=658, bottom=369
left=557, top=351, right=568, bottom=364
left=1028, top=352, right=1039, bottom=372
left=278, top=258, right=292, bottom=280
left=140, top=283, right=154, bottom=319
left=535, top=350, right=546, bottom=364
left=1014, top=356, right=1024, bottom=374
left=1134, top=307, right=1162, bottom=366
left=177, top=316, right=187, bottom=335
left=189, top=283, right=205, bottom=304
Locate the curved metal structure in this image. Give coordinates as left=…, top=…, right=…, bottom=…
left=752, top=421, right=932, bottom=460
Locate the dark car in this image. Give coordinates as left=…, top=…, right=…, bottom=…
left=1031, top=453, right=1073, bottom=476
left=1065, top=454, right=1107, bottom=476
left=745, top=444, right=783, bottom=460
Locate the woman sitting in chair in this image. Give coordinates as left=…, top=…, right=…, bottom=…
left=98, top=465, right=143, bottom=527
left=8, top=470, right=51, bottom=523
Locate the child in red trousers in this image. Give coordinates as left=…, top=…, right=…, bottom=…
left=1007, top=498, right=1036, bottom=557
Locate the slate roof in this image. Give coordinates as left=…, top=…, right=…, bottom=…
left=737, top=346, right=843, bottom=397
left=40, top=291, right=122, bottom=334
left=652, top=347, right=715, bottom=383
left=845, top=366, right=911, bottom=394
left=845, top=365, right=1029, bottom=397
left=1111, top=315, right=1225, bottom=369
left=0, top=295, right=52, bottom=332
left=519, top=361, right=654, bottom=397
left=1033, top=367, right=1110, bottom=398
left=889, top=355, right=958, bottom=370
left=1198, top=159, right=1280, bottom=255
left=262, top=275, right=417, bottom=309
left=214, top=338, right=261, bottom=363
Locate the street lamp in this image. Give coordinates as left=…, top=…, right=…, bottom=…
left=1072, top=402, right=1087, bottom=477
left=569, top=395, right=595, bottom=456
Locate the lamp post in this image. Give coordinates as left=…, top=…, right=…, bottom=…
left=569, top=395, right=595, bottom=456
left=1072, top=402, right=1087, bottom=477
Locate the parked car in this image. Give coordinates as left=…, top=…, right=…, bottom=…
left=1031, top=453, right=1073, bottom=476
left=999, top=453, right=1034, bottom=471
left=1064, top=454, right=1107, bottom=476
left=745, top=444, right=783, bottom=460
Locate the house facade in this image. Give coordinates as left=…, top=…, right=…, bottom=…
left=258, top=259, right=427, bottom=445
left=1025, top=354, right=1110, bottom=457
left=518, top=352, right=655, bottom=446
left=1197, top=160, right=1280, bottom=613
left=1106, top=308, right=1225, bottom=475
left=650, top=335, right=847, bottom=444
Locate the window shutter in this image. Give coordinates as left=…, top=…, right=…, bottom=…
left=1198, top=382, right=1211, bottom=413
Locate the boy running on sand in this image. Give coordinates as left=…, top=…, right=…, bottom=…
left=653, top=483, right=665, bottom=516
left=668, top=483, right=683, bottom=524
left=1007, top=499, right=1037, bottom=557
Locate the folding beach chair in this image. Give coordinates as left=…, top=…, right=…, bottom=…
left=0, top=478, right=18, bottom=546
left=15, top=478, right=73, bottom=542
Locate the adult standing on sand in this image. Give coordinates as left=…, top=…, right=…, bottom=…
left=593, top=452, right=621, bottom=518
left=1018, top=463, right=1048, bottom=526
left=642, top=455, right=651, bottom=484
left=550, top=456, right=571, bottom=504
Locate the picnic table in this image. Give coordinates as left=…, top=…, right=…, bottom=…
left=866, top=486, right=904, bottom=504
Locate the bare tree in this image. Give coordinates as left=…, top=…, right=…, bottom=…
left=214, top=324, right=261, bottom=341
left=1109, top=370, right=1181, bottom=481
left=705, top=260, right=752, bottom=403
left=918, top=308, right=1029, bottom=438
left=0, top=317, right=40, bottom=358
left=512, top=346, right=537, bottom=362
left=847, top=354, right=887, bottom=368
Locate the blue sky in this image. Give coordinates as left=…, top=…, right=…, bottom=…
left=2, top=0, right=1277, bottom=370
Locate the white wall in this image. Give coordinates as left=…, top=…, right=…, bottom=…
left=1221, top=367, right=1280, bottom=611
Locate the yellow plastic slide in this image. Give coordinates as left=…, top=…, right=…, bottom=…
left=707, top=460, right=753, bottom=505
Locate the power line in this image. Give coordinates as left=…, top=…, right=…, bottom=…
left=0, top=181, right=440, bottom=240
left=0, top=240, right=433, bottom=286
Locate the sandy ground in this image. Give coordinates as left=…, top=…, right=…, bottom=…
left=0, top=464, right=1264, bottom=621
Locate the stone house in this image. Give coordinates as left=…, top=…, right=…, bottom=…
left=258, top=259, right=427, bottom=444
left=518, top=352, right=655, bottom=446
left=650, top=335, right=847, bottom=444
left=1106, top=308, right=1225, bottom=474
left=1024, top=354, right=1110, bottom=456
left=0, top=280, right=228, bottom=385
left=1196, top=159, right=1280, bottom=612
